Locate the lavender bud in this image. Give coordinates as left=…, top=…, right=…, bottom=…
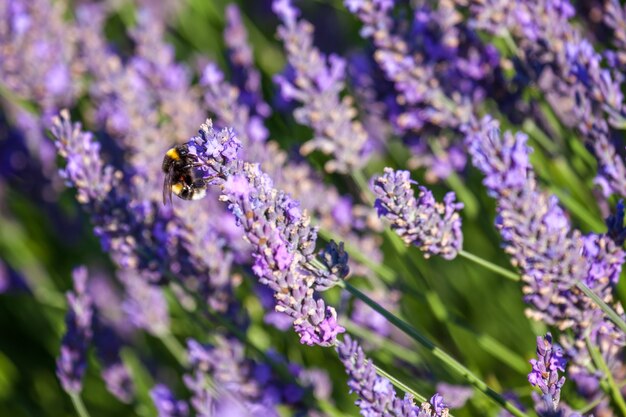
left=315, top=240, right=350, bottom=291
left=372, top=168, right=463, bottom=259
left=528, top=333, right=566, bottom=414
left=56, top=266, right=93, bottom=393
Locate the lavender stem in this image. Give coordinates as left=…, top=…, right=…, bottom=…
left=69, top=392, right=91, bottom=417
left=372, top=363, right=428, bottom=404
left=585, top=335, right=626, bottom=416
left=457, top=250, right=520, bottom=281
left=576, top=281, right=626, bottom=334
left=159, top=332, right=187, bottom=366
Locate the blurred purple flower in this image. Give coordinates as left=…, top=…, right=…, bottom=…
left=92, top=316, right=134, bottom=403
left=224, top=4, right=271, bottom=118
left=274, top=0, right=369, bottom=173
left=470, top=0, right=626, bottom=200
left=346, top=0, right=501, bottom=149
left=372, top=168, right=463, bottom=259
left=120, top=271, right=170, bottom=336
left=56, top=266, right=93, bottom=393
left=0, top=259, right=28, bottom=294
left=435, top=383, right=473, bottom=409
left=0, top=0, right=79, bottom=112
left=184, top=337, right=318, bottom=416
left=151, top=384, right=189, bottom=417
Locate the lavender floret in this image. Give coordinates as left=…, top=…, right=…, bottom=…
left=372, top=168, right=463, bottom=259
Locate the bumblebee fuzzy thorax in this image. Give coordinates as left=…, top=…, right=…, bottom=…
left=162, top=145, right=209, bottom=204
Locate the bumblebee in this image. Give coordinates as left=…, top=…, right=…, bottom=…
left=162, top=144, right=208, bottom=204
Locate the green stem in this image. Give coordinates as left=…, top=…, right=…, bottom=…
left=159, top=332, right=187, bottom=365
left=69, top=392, right=91, bottom=417
left=458, top=250, right=520, bottom=281
left=549, top=188, right=604, bottom=232
left=585, top=336, right=626, bottom=417
left=373, top=364, right=427, bottom=403
left=458, top=251, right=626, bottom=334
left=445, top=171, right=479, bottom=219
left=339, top=281, right=530, bottom=417
left=343, top=322, right=423, bottom=365
left=576, top=282, right=626, bottom=335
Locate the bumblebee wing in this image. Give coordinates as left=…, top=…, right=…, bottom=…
left=163, top=167, right=174, bottom=206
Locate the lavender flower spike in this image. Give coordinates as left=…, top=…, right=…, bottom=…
left=528, top=333, right=566, bottom=415
left=372, top=168, right=463, bottom=259
left=337, top=335, right=450, bottom=416
left=56, top=266, right=94, bottom=393
left=181, top=119, right=344, bottom=346
left=273, top=0, right=369, bottom=173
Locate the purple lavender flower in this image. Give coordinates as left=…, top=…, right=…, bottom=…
left=372, top=168, right=463, bottom=259
left=56, top=266, right=93, bottom=393
left=466, top=118, right=626, bottom=407
left=529, top=333, right=566, bottom=414
left=150, top=384, right=189, bottom=417
left=184, top=337, right=320, bottom=416
left=199, top=61, right=383, bottom=280
left=470, top=0, right=626, bottom=199
left=346, top=0, right=499, bottom=136
left=0, top=0, right=79, bottom=112
left=605, top=0, right=626, bottom=69
left=467, top=119, right=580, bottom=325
left=467, top=118, right=626, bottom=331
left=180, top=119, right=345, bottom=346
left=337, top=335, right=450, bottom=416
left=273, top=0, right=370, bottom=173
left=224, top=4, right=271, bottom=119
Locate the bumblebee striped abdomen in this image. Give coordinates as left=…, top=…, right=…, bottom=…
left=162, top=145, right=209, bottom=204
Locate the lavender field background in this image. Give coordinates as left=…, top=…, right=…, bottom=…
left=1, top=0, right=626, bottom=416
